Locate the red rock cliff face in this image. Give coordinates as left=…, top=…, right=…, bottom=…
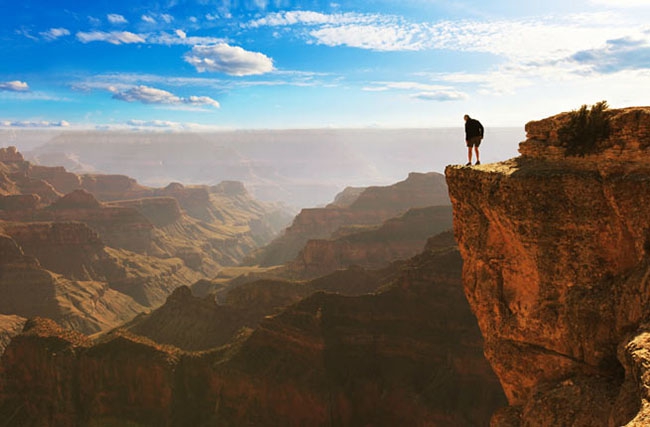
left=446, top=106, right=650, bottom=426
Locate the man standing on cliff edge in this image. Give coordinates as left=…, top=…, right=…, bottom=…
left=464, top=114, right=484, bottom=166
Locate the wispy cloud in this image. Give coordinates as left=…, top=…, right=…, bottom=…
left=109, top=85, right=220, bottom=108
left=363, top=81, right=467, bottom=101
left=184, top=43, right=274, bottom=76
left=39, top=27, right=71, bottom=41
left=0, top=81, right=29, bottom=92
left=142, top=15, right=156, bottom=24
left=363, top=81, right=452, bottom=91
left=411, top=91, right=468, bottom=101
left=94, top=119, right=228, bottom=132
left=107, top=14, right=128, bottom=24
left=248, top=10, right=641, bottom=61
left=73, top=70, right=336, bottom=95
left=147, top=32, right=224, bottom=46
left=248, top=11, right=370, bottom=27
left=0, top=120, right=69, bottom=128
left=76, top=31, right=146, bottom=45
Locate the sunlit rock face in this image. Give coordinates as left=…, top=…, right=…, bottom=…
left=446, top=106, right=650, bottom=425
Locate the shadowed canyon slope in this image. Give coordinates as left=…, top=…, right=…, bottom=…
left=446, top=106, right=650, bottom=425
left=245, top=171, right=450, bottom=267
left=0, top=232, right=506, bottom=426
left=0, top=146, right=291, bottom=352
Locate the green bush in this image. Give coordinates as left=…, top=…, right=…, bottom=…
left=559, top=100, right=610, bottom=156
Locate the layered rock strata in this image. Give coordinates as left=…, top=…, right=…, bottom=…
left=445, top=106, right=650, bottom=425
left=287, top=205, right=453, bottom=278
left=0, top=233, right=506, bottom=426
left=246, top=172, right=450, bottom=267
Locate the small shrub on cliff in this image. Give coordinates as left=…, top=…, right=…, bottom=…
left=559, top=100, right=610, bottom=156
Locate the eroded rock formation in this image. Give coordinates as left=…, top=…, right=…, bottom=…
left=0, top=147, right=290, bottom=353
left=0, top=233, right=506, bottom=426
left=287, top=205, right=453, bottom=278
left=246, top=172, right=450, bottom=267
left=445, top=106, right=650, bottom=425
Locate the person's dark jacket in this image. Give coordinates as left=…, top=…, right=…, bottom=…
left=465, top=118, right=484, bottom=139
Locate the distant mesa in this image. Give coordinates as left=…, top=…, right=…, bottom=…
left=49, top=189, right=102, bottom=210
left=212, top=180, right=247, bottom=196
left=0, top=146, right=24, bottom=163
left=164, top=182, right=185, bottom=191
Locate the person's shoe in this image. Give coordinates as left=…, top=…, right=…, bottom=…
left=475, top=161, right=481, bottom=165
left=465, top=162, right=471, bottom=166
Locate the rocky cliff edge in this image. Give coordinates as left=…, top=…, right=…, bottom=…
left=445, top=106, right=650, bottom=426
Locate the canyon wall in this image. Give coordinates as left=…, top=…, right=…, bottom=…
left=246, top=172, right=450, bottom=267
left=0, top=233, right=506, bottom=426
left=0, top=147, right=290, bottom=354
left=446, top=106, right=650, bottom=425
left=287, top=205, right=453, bottom=278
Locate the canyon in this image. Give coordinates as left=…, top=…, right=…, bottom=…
left=6, top=104, right=645, bottom=426
left=0, top=232, right=506, bottom=426
left=0, top=146, right=291, bottom=353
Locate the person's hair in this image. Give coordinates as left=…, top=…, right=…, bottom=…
left=464, top=114, right=470, bottom=120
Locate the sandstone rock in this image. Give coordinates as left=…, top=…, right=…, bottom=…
left=446, top=106, right=650, bottom=425
left=0, top=314, right=26, bottom=356
left=49, top=189, right=102, bottom=210
left=0, top=146, right=24, bottom=163
left=0, top=233, right=506, bottom=426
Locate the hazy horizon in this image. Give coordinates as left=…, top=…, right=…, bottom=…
left=2, top=127, right=524, bottom=209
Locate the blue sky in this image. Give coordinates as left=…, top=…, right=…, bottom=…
left=0, top=0, right=649, bottom=130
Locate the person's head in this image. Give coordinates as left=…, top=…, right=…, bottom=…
left=463, top=114, right=470, bottom=121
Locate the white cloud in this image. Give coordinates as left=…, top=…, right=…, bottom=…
left=107, top=14, right=128, bottom=24
left=111, top=85, right=220, bottom=108
left=127, top=119, right=181, bottom=128
left=184, top=43, right=274, bottom=76
left=0, top=120, right=69, bottom=128
left=248, top=11, right=370, bottom=27
left=76, top=31, right=146, bottom=45
left=161, top=14, right=174, bottom=24
left=0, top=81, right=29, bottom=92
left=142, top=15, right=156, bottom=24
left=249, top=10, right=643, bottom=60
left=40, top=27, right=71, bottom=41
left=363, top=81, right=452, bottom=92
left=363, top=81, right=467, bottom=101
left=120, top=119, right=226, bottom=132
left=311, top=23, right=426, bottom=51
left=147, top=32, right=223, bottom=46
left=411, top=91, right=468, bottom=101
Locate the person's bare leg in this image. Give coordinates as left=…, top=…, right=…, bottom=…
left=475, top=146, right=480, bottom=164
left=467, top=146, right=473, bottom=165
